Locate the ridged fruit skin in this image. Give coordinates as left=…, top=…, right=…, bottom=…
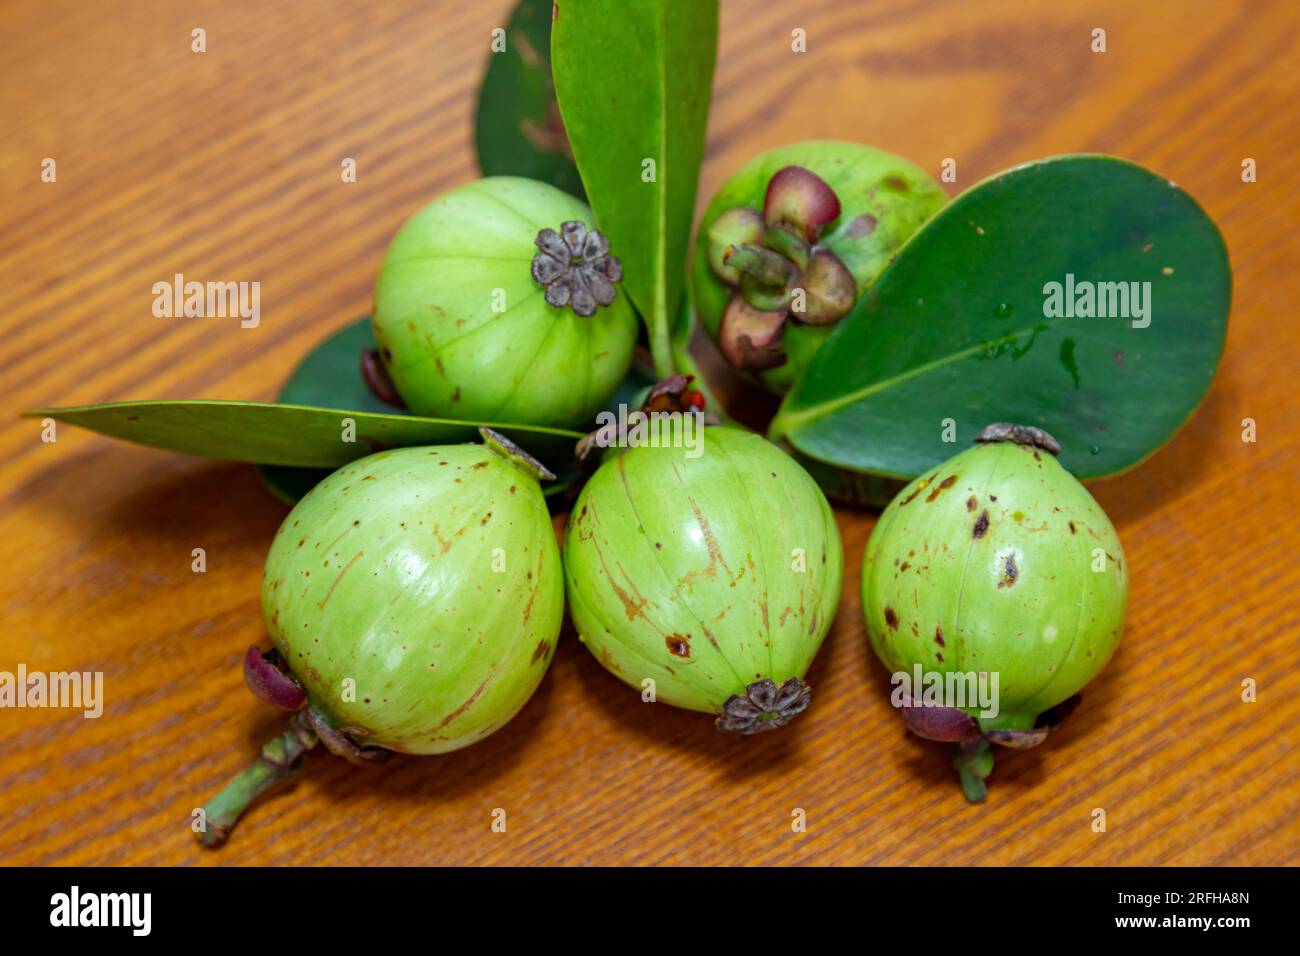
left=861, top=441, right=1128, bottom=732
left=372, top=176, right=638, bottom=428
left=564, top=428, right=843, bottom=713
left=692, top=141, right=948, bottom=392
left=261, top=445, right=563, bottom=755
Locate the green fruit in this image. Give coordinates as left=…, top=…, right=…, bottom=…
left=198, top=432, right=563, bottom=846
left=692, top=141, right=947, bottom=392
left=564, top=427, right=843, bottom=732
left=372, top=176, right=638, bottom=428
left=861, top=424, right=1128, bottom=798
left=262, top=439, right=563, bottom=754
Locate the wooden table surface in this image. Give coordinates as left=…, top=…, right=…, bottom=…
left=2, top=0, right=1297, bottom=867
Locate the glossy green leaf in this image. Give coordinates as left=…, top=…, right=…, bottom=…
left=475, top=0, right=585, bottom=199
left=25, top=399, right=581, bottom=469
left=769, top=155, right=1231, bottom=479
left=551, top=0, right=718, bottom=378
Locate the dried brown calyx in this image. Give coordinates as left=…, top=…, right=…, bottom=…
left=716, top=677, right=812, bottom=734
left=708, top=166, right=856, bottom=371
left=531, top=221, right=623, bottom=317
left=974, top=422, right=1062, bottom=456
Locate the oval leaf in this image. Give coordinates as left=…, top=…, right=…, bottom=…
left=551, top=0, right=718, bottom=377
left=769, top=155, right=1231, bottom=479
left=475, top=0, right=584, bottom=199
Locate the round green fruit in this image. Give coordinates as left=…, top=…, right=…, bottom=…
left=372, top=176, right=638, bottom=428
left=564, top=427, right=843, bottom=732
left=198, top=432, right=563, bottom=846
left=861, top=424, right=1128, bottom=799
left=692, top=141, right=947, bottom=393
left=262, top=438, right=563, bottom=754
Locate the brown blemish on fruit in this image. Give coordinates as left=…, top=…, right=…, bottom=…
left=935, top=625, right=946, bottom=647
left=925, top=474, right=957, bottom=502
left=686, top=496, right=734, bottom=581
left=480, top=511, right=492, bottom=526
left=1069, top=521, right=1077, bottom=534
left=665, top=634, right=691, bottom=657
left=998, top=553, right=1019, bottom=588
left=473, top=461, right=488, bottom=470
left=884, top=175, right=908, bottom=191
left=900, top=473, right=937, bottom=506
left=900, top=561, right=910, bottom=571
left=967, top=496, right=977, bottom=512
left=845, top=212, right=878, bottom=236
left=884, top=607, right=899, bottom=629
left=438, top=674, right=491, bottom=727
left=531, top=641, right=549, bottom=663
left=317, top=550, right=364, bottom=610
left=973, top=510, right=990, bottom=539
left=701, top=624, right=722, bottom=651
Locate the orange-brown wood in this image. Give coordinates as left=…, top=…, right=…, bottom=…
left=1, top=0, right=1296, bottom=866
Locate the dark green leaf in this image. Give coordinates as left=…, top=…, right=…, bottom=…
left=475, top=0, right=585, bottom=199
left=551, top=0, right=718, bottom=378
left=25, top=398, right=581, bottom=469
left=273, top=315, right=405, bottom=414
left=769, top=155, right=1231, bottom=479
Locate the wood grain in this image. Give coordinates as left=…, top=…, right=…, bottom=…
left=1, top=0, right=1297, bottom=866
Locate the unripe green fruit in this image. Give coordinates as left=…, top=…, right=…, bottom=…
left=372, top=176, right=638, bottom=428
left=564, top=427, right=843, bottom=732
left=862, top=426, right=1128, bottom=735
left=262, top=440, right=563, bottom=754
left=693, top=141, right=948, bottom=393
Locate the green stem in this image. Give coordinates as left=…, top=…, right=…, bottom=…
left=195, top=714, right=318, bottom=848
left=953, top=737, right=994, bottom=803
left=650, top=301, right=676, bottom=380
left=671, top=310, right=735, bottom=427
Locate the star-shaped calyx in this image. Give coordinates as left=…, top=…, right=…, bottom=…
left=530, top=221, right=623, bottom=317
left=716, top=677, right=812, bottom=734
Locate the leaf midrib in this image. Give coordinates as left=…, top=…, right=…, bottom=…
left=773, top=316, right=1065, bottom=436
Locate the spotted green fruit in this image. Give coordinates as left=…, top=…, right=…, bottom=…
left=197, top=432, right=563, bottom=847
left=861, top=424, right=1128, bottom=799
left=693, top=141, right=948, bottom=393
left=564, top=427, right=843, bottom=733
left=372, top=176, right=638, bottom=428
left=261, top=439, right=563, bottom=755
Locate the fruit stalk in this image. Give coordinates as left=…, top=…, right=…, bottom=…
left=196, top=713, right=318, bottom=848
left=953, top=738, right=994, bottom=803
